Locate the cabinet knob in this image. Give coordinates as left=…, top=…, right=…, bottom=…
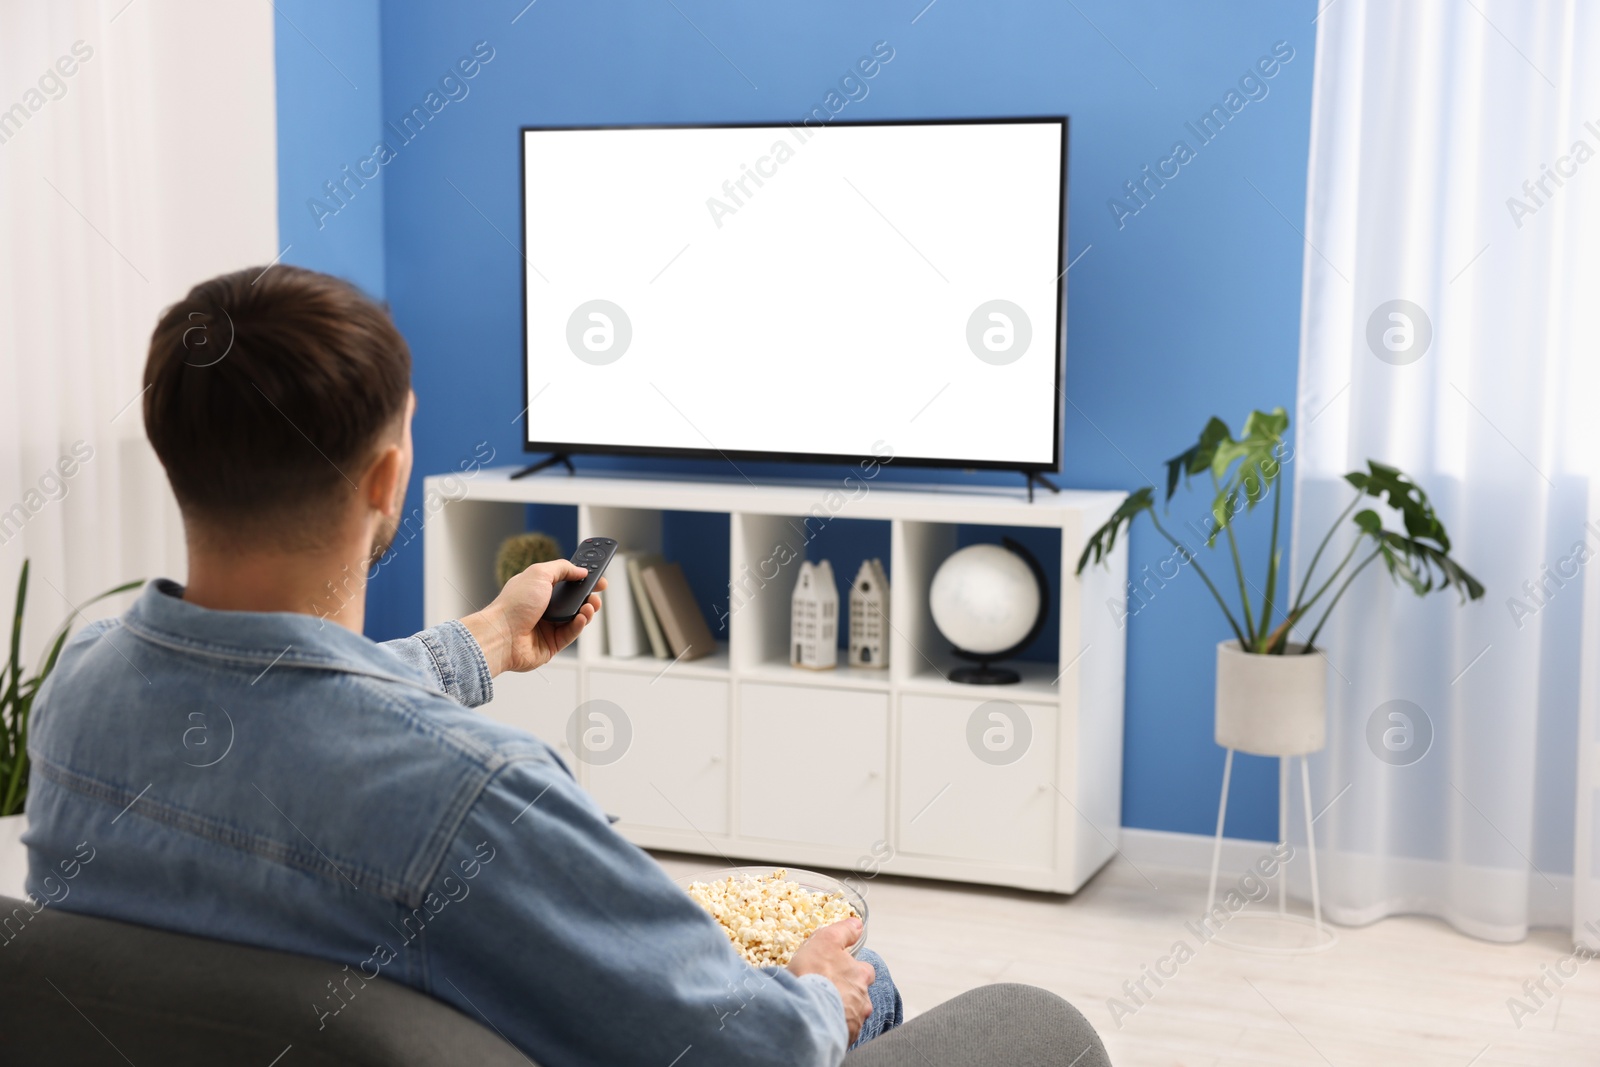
left=867, top=770, right=881, bottom=780
left=709, top=754, right=723, bottom=763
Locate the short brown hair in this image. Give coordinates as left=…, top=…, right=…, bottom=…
left=144, top=265, right=411, bottom=539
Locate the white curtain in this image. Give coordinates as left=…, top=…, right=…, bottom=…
left=0, top=0, right=278, bottom=652
left=1290, top=0, right=1600, bottom=941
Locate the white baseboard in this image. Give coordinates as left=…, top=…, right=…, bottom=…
left=1118, top=826, right=1279, bottom=877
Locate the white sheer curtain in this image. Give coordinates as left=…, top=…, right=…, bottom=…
left=0, top=0, right=277, bottom=650
left=1290, top=0, right=1600, bottom=941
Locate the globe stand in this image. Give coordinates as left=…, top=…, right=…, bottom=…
left=939, top=537, right=1050, bottom=687
left=947, top=660, right=1021, bottom=685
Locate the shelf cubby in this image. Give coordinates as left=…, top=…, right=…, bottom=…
left=576, top=504, right=731, bottom=670
left=894, top=520, right=1064, bottom=695
left=728, top=512, right=893, bottom=685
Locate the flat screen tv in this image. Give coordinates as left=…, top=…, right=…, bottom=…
left=520, top=117, right=1067, bottom=472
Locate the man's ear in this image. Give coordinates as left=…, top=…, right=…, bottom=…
left=364, top=444, right=404, bottom=518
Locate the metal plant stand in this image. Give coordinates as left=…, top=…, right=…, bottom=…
left=1206, top=750, right=1338, bottom=954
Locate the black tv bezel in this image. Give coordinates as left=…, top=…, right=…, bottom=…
left=518, top=115, right=1069, bottom=474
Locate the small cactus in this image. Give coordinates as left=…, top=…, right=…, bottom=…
left=496, top=532, right=562, bottom=587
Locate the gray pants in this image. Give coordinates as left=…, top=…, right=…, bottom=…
left=846, top=983, right=1111, bottom=1067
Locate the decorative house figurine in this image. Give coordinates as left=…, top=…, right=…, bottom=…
left=848, top=558, right=890, bottom=668
left=790, top=560, right=838, bottom=669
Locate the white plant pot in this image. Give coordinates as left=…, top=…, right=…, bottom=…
left=0, top=812, right=27, bottom=899
left=1214, top=641, right=1327, bottom=757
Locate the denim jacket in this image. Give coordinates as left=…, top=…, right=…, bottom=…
left=24, top=579, right=846, bottom=1066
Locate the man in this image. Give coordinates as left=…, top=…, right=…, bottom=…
left=25, top=265, right=900, bottom=1065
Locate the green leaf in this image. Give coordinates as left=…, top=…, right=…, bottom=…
left=1247, top=407, right=1290, bottom=438
left=1167, top=408, right=1289, bottom=545
left=1076, top=487, right=1155, bottom=573
left=1345, top=461, right=1450, bottom=551
left=1165, top=417, right=1232, bottom=502
left=1341, top=461, right=1483, bottom=602
left=1375, top=539, right=1428, bottom=595
left=7, top=560, right=26, bottom=711
left=1352, top=517, right=1485, bottom=604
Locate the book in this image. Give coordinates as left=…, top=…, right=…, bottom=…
left=593, top=589, right=609, bottom=656
left=627, top=553, right=671, bottom=658
left=640, top=561, right=717, bottom=662
left=602, top=551, right=646, bottom=658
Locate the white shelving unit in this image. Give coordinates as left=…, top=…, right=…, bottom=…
left=424, top=470, right=1128, bottom=894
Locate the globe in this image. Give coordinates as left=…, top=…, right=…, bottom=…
left=929, top=543, right=1043, bottom=657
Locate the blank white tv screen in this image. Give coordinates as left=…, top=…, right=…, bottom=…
left=521, top=119, right=1066, bottom=469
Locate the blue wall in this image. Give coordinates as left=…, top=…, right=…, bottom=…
left=277, top=0, right=1317, bottom=842
left=274, top=0, right=386, bottom=299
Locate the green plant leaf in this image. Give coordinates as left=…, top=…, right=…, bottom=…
left=7, top=559, right=26, bottom=712
left=1349, top=500, right=1483, bottom=602
left=1343, top=462, right=1481, bottom=601
left=1364, top=528, right=1485, bottom=602
left=1076, top=487, right=1155, bottom=573
left=1164, top=409, right=1289, bottom=548
left=1164, top=417, right=1232, bottom=503
left=1345, top=462, right=1450, bottom=551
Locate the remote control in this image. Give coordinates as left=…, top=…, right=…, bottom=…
left=543, top=537, right=618, bottom=625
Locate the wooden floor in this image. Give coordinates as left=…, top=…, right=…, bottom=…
left=652, top=852, right=1599, bottom=1066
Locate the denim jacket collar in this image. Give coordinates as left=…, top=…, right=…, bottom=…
left=122, top=578, right=436, bottom=695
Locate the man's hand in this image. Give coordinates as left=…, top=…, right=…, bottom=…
left=462, top=560, right=605, bottom=676
left=786, top=919, right=874, bottom=1044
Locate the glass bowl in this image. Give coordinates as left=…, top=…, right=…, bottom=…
left=674, top=865, right=869, bottom=959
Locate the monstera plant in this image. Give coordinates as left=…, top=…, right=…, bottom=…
left=1075, top=408, right=1484, bottom=655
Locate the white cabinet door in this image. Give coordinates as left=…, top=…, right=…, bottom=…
left=739, top=683, right=887, bottom=851
left=480, top=664, right=580, bottom=761
left=898, top=694, right=1057, bottom=869
left=585, top=671, right=730, bottom=836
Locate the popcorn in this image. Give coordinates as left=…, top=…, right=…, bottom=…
left=684, top=868, right=860, bottom=967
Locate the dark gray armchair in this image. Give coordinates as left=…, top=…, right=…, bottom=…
left=0, top=895, right=1110, bottom=1066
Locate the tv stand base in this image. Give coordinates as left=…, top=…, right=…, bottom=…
left=1022, top=470, right=1060, bottom=503
left=510, top=453, right=575, bottom=479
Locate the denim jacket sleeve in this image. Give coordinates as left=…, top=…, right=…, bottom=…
left=380, top=620, right=494, bottom=708
left=420, top=756, right=848, bottom=1067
